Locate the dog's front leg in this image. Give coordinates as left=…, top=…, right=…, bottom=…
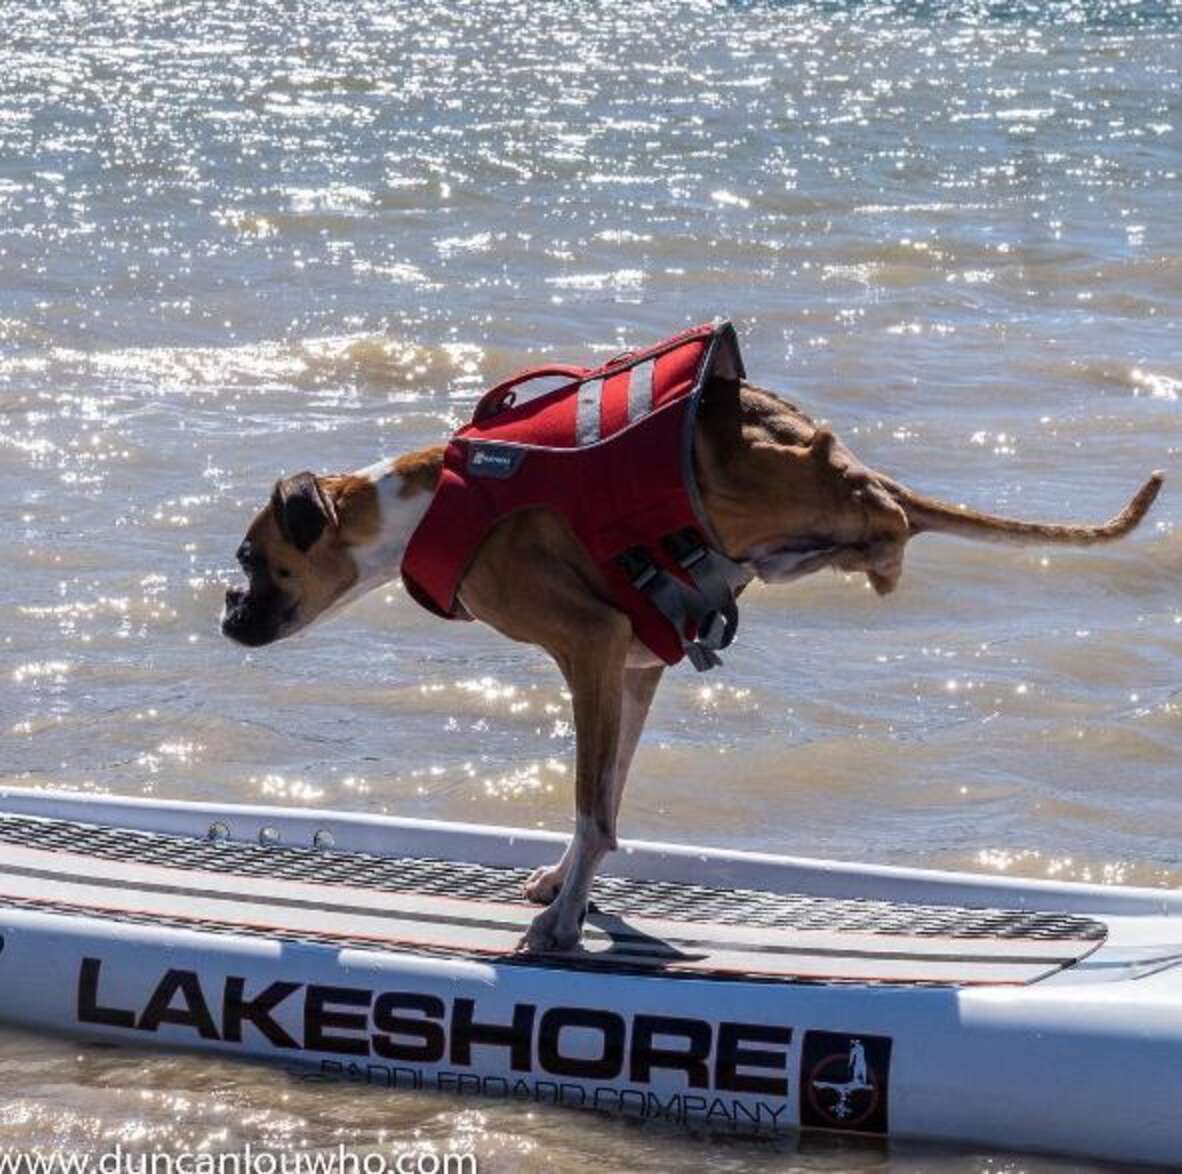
left=453, top=511, right=656, bottom=952
left=517, top=612, right=634, bottom=953
left=524, top=661, right=663, bottom=906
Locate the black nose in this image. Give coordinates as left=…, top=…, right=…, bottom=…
left=221, top=586, right=281, bottom=647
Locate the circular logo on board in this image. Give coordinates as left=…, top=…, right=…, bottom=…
left=800, top=1030, right=892, bottom=1135
left=806, top=1040, right=880, bottom=1126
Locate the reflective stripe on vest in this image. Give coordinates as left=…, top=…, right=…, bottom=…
left=572, top=358, right=659, bottom=449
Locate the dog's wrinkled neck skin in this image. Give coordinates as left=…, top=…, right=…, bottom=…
left=311, top=458, right=437, bottom=627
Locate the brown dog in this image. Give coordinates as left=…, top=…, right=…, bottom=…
left=222, top=369, right=1162, bottom=952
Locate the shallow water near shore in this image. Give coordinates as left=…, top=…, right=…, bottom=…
left=1, top=0, right=1180, bottom=1168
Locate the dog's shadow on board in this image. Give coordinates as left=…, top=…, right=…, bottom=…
left=577, top=905, right=707, bottom=966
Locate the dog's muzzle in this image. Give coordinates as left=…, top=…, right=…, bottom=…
left=221, top=586, right=283, bottom=647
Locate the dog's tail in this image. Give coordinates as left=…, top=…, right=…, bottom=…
left=891, top=472, right=1163, bottom=546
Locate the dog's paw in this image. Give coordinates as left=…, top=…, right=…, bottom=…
left=523, top=863, right=566, bottom=906
left=516, top=902, right=584, bottom=953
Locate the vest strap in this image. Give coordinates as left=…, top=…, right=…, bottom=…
left=472, top=364, right=592, bottom=423
left=616, top=533, right=752, bottom=672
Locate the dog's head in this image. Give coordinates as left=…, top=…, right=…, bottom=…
left=222, top=471, right=364, bottom=647
left=222, top=449, right=444, bottom=648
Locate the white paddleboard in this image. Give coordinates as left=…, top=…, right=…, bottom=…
left=0, top=786, right=1179, bottom=1164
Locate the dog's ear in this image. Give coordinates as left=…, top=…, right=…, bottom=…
left=271, top=472, right=339, bottom=552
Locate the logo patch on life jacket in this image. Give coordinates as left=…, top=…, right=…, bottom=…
left=466, top=442, right=525, bottom=479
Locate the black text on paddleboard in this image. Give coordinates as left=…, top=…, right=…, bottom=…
left=77, top=958, right=793, bottom=1094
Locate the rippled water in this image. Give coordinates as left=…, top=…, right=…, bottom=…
left=2, top=0, right=1180, bottom=1168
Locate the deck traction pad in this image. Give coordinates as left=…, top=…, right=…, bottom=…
left=0, top=812, right=1104, bottom=943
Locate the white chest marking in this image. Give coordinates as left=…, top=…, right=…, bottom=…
left=350, top=465, right=434, bottom=588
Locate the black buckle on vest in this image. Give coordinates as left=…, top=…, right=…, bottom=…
left=617, top=535, right=747, bottom=672
left=617, top=545, right=657, bottom=590
left=696, top=610, right=728, bottom=649
left=662, top=527, right=708, bottom=569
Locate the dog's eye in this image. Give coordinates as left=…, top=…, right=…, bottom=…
left=275, top=568, right=292, bottom=580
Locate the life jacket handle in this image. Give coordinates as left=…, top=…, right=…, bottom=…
left=472, top=364, right=593, bottom=422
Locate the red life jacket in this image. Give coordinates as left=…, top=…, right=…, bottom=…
left=400, top=321, right=750, bottom=669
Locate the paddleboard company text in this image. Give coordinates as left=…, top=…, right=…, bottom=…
left=77, top=959, right=795, bottom=1127
left=77, top=959, right=891, bottom=1133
